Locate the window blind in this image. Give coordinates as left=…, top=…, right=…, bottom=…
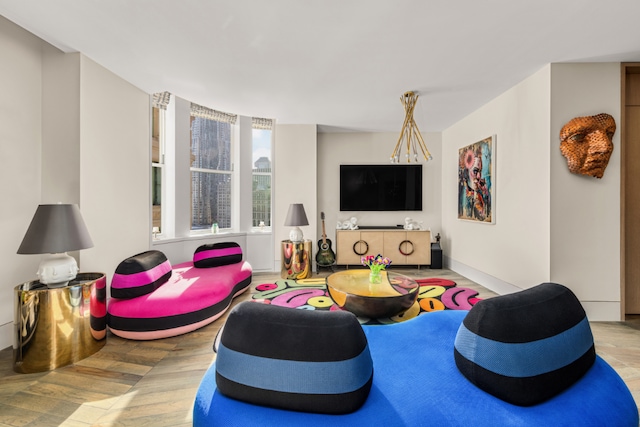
left=152, top=92, right=171, bottom=110
left=190, top=102, right=238, bottom=124
left=252, top=117, right=274, bottom=130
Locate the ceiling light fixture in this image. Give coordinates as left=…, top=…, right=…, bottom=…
left=390, top=91, right=432, bottom=163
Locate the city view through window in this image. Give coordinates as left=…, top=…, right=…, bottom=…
left=252, top=128, right=272, bottom=227
left=190, top=116, right=232, bottom=230
left=190, top=117, right=272, bottom=231
left=152, top=93, right=272, bottom=236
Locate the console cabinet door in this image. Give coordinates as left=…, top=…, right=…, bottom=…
left=336, top=231, right=383, bottom=265
left=336, top=231, right=362, bottom=265
left=383, top=230, right=409, bottom=264
left=360, top=231, right=384, bottom=258
left=404, top=230, right=431, bottom=265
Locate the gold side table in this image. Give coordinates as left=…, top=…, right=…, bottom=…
left=13, top=272, right=107, bottom=373
left=281, top=240, right=312, bottom=280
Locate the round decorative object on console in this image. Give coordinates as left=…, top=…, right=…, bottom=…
left=398, top=240, right=414, bottom=256
left=352, top=240, right=368, bottom=256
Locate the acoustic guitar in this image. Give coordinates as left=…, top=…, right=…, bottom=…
left=316, top=212, right=336, bottom=266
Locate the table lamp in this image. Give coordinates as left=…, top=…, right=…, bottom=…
left=284, top=203, right=309, bottom=242
left=17, top=204, right=94, bottom=287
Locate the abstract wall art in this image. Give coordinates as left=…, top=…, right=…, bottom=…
left=458, top=136, right=495, bottom=223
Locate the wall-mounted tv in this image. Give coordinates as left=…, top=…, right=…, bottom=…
left=340, top=164, right=423, bottom=211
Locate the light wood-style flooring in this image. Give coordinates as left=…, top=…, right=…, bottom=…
left=0, top=268, right=638, bottom=426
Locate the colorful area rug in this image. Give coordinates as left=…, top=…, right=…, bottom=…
left=251, top=277, right=481, bottom=325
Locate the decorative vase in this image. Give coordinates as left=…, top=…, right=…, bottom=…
left=369, top=270, right=382, bottom=284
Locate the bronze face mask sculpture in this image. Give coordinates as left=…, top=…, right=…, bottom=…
left=559, top=113, right=616, bottom=179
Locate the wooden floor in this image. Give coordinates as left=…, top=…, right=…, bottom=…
left=0, top=268, right=638, bottom=426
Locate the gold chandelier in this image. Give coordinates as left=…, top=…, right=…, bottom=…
left=390, top=91, right=432, bottom=163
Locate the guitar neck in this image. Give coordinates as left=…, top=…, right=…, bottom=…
left=321, top=219, right=327, bottom=244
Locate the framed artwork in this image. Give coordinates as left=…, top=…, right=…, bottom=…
left=458, top=135, right=495, bottom=223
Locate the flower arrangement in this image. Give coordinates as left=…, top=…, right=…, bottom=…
left=362, top=254, right=391, bottom=283
left=361, top=254, right=392, bottom=273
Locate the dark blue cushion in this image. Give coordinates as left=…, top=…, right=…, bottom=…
left=454, top=282, right=595, bottom=406
left=214, top=302, right=373, bottom=414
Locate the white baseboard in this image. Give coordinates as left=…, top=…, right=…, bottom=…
left=581, top=301, right=623, bottom=322
left=445, top=256, right=623, bottom=321
left=0, top=322, right=12, bottom=351
left=445, top=256, right=521, bottom=295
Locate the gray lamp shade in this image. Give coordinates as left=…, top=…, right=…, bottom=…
left=284, top=203, right=309, bottom=227
left=17, top=204, right=94, bottom=254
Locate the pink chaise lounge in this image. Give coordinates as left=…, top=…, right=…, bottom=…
left=107, top=242, right=252, bottom=340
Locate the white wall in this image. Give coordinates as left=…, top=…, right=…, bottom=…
left=442, top=63, right=623, bottom=320
left=273, top=124, right=317, bottom=270
left=317, top=132, right=442, bottom=245
left=0, top=16, right=44, bottom=349
left=245, top=232, right=274, bottom=271
left=0, top=20, right=151, bottom=348
left=78, top=55, right=151, bottom=278
left=443, top=65, right=552, bottom=295
left=39, top=50, right=150, bottom=282
left=41, top=50, right=80, bottom=203
left=549, top=63, right=622, bottom=320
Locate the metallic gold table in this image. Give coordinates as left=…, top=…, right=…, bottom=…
left=13, top=272, right=107, bottom=373
left=327, top=270, right=419, bottom=318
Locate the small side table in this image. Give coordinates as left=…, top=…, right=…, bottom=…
left=13, top=272, right=107, bottom=373
left=281, top=240, right=312, bottom=280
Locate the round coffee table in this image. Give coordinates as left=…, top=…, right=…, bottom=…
left=327, top=270, right=419, bottom=318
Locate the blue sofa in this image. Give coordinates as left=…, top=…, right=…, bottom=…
left=193, top=283, right=638, bottom=427
left=194, top=287, right=638, bottom=426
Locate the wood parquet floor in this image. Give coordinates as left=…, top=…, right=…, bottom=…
left=0, top=268, right=638, bottom=426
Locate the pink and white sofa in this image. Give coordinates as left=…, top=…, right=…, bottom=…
left=107, top=242, right=252, bottom=340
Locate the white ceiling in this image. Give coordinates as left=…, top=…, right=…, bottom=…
left=2, top=0, right=640, bottom=132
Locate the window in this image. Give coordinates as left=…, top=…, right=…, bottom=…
left=252, top=118, right=273, bottom=228
left=190, top=103, right=236, bottom=231
left=150, top=94, right=271, bottom=239
left=151, top=92, right=170, bottom=236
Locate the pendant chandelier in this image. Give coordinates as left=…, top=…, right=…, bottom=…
left=390, top=91, right=432, bottom=163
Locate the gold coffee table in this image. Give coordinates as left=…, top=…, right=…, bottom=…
left=327, top=270, right=419, bottom=318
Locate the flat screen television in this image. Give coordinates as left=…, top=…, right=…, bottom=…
left=340, top=164, right=423, bottom=211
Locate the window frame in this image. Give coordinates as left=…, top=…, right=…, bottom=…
left=151, top=104, right=166, bottom=238
left=189, top=114, right=236, bottom=233
left=251, top=126, right=273, bottom=231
